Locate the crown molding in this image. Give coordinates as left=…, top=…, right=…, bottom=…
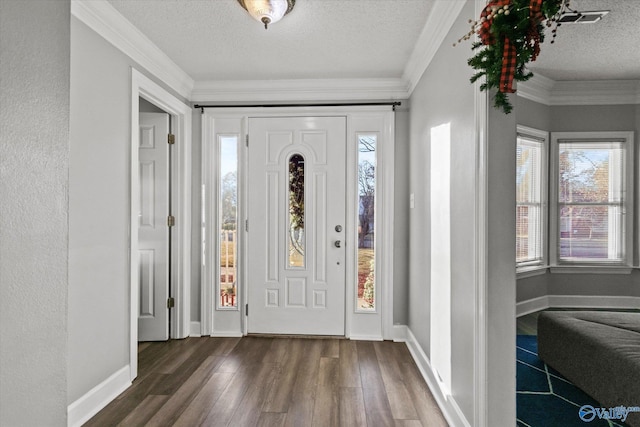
left=519, top=75, right=640, bottom=106
left=403, top=1, right=467, bottom=95
left=550, top=80, right=640, bottom=106
left=71, top=0, right=194, bottom=99
left=191, top=78, right=410, bottom=103
left=517, top=74, right=555, bottom=105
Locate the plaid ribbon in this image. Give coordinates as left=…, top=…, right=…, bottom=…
left=500, top=37, right=517, bottom=93
left=479, top=0, right=512, bottom=45
left=478, top=0, right=517, bottom=93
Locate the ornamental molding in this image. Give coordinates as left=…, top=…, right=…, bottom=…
left=191, top=78, right=409, bottom=102
left=403, top=0, right=467, bottom=95
left=69, top=0, right=465, bottom=103
left=519, top=75, right=640, bottom=106
left=71, top=0, right=194, bottom=99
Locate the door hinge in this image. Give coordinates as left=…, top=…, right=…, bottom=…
left=245, top=303, right=248, bottom=316
left=167, top=297, right=175, bottom=309
left=168, top=133, right=175, bottom=145
left=245, top=134, right=249, bottom=147
left=167, top=215, right=175, bottom=227
left=245, top=219, right=249, bottom=232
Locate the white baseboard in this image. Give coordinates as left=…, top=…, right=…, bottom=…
left=67, top=365, right=131, bottom=427
left=392, top=324, right=408, bottom=342
left=211, top=331, right=244, bottom=338
left=404, top=327, right=471, bottom=427
left=190, top=321, right=202, bottom=337
left=348, top=334, right=384, bottom=341
left=548, top=295, right=640, bottom=310
left=517, top=295, right=640, bottom=317
left=516, top=296, right=549, bottom=317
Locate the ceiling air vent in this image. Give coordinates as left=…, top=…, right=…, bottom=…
left=558, top=10, right=609, bottom=23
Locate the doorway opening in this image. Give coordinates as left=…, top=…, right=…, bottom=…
left=137, top=98, right=172, bottom=342
left=201, top=107, right=395, bottom=340
left=130, top=69, right=192, bottom=380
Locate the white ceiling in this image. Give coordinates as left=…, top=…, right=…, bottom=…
left=528, top=0, right=640, bottom=81
left=106, top=0, right=640, bottom=87
left=107, top=0, right=434, bottom=82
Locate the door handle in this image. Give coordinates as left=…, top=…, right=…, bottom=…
left=334, top=240, right=341, bottom=248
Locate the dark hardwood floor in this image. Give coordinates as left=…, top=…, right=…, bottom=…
left=85, top=337, right=448, bottom=426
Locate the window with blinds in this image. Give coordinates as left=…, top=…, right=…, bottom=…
left=516, top=130, right=547, bottom=268
left=556, top=140, right=626, bottom=263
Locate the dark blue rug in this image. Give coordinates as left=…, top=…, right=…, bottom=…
left=517, top=335, right=629, bottom=427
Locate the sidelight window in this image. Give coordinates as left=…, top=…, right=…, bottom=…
left=218, top=136, right=238, bottom=308
left=357, top=134, right=377, bottom=311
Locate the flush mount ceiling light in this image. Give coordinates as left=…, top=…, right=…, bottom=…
left=237, top=0, right=295, bottom=29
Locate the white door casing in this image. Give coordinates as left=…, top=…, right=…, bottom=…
left=247, top=116, right=347, bottom=335
left=138, top=112, right=170, bottom=341
left=201, top=107, right=394, bottom=340
left=131, top=69, right=191, bottom=381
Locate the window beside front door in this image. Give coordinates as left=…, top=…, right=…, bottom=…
left=218, top=135, right=239, bottom=309
left=357, top=134, right=377, bottom=311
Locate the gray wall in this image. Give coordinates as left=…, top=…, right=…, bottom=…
left=516, top=100, right=640, bottom=303
left=0, top=1, right=70, bottom=425
left=518, top=97, right=550, bottom=131
left=190, top=110, right=202, bottom=322
left=139, top=97, right=167, bottom=113
left=68, top=16, right=187, bottom=404
left=485, top=97, right=518, bottom=426
left=407, top=0, right=515, bottom=423
left=394, top=107, right=410, bottom=325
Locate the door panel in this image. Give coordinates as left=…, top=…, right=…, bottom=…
left=138, top=112, right=170, bottom=341
left=247, top=116, right=346, bottom=335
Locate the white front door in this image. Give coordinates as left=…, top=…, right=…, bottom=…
left=138, top=112, right=170, bottom=341
left=247, top=116, right=346, bottom=335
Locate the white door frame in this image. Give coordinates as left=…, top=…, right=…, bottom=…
left=130, top=68, right=192, bottom=380
left=201, top=106, right=394, bottom=340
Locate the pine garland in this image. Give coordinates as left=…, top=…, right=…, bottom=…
left=458, top=0, right=563, bottom=114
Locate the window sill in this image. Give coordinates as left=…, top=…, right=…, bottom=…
left=516, top=265, right=548, bottom=279
left=550, top=265, right=633, bottom=275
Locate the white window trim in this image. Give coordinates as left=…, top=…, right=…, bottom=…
left=517, top=264, right=549, bottom=279
left=549, top=131, right=635, bottom=270
left=516, top=125, right=549, bottom=275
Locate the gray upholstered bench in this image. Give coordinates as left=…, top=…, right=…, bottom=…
left=538, top=310, right=640, bottom=427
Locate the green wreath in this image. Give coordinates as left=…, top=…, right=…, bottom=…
left=458, top=0, right=564, bottom=114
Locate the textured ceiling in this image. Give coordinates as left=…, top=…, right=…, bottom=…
left=107, top=0, right=434, bottom=81
left=107, top=0, right=639, bottom=84
left=528, top=0, right=640, bottom=81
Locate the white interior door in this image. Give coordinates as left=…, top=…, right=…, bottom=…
left=247, top=116, right=346, bottom=335
left=138, top=112, right=170, bottom=341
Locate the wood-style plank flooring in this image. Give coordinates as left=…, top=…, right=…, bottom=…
left=85, top=337, right=448, bottom=427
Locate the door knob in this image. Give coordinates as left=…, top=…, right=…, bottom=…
left=334, top=240, right=341, bottom=248
left=335, top=225, right=343, bottom=232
